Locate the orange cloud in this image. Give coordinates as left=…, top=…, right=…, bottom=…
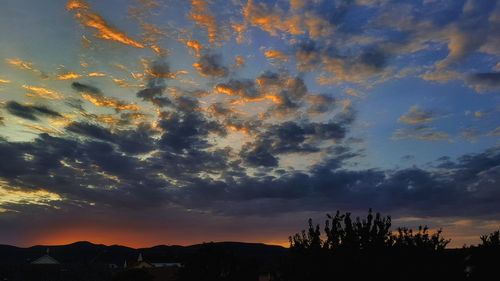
left=87, top=72, right=107, bottom=77
left=0, top=78, right=10, bottom=85
left=190, top=0, right=218, bottom=44
left=264, top=50, right=288, bottom=61
left=22, top=123, right=63, bottom=135
left=186, top=40, right=203, bottom=56
left=6, top=58, right=34, bottom=70
left=226, top=124, right=251, bottom=135
left=229, top=94, right=282, bottom=106
left=6, top=58, right=47, bottom=78
left=67, top=0, right=145, bottom=49
left=57, top=72, right=82, bottom=80
left=234, top=55, right=245, bottom=68
left=243, top=0, right=304, bottom=36
left=81, top=93, right=140, bottom=111
left=231, top=22, right=246, bottom=44
left=22, top=85, right=64, bottom=100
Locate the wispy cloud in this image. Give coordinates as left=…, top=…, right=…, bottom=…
left=67, top=0, right=145, bottom=48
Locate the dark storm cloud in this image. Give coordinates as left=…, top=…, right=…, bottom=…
left=158, top=109, right=225, bottom=153
left=136, top=60, right=173, bottom=107
left=307, top=94, right=336, bottom=114
left=359, top=48, right=387, bottom=70
left=194, top=53, right=228, bottom=77
left=256, top=72, right=308, bottom=115
left=71, top=82, right=102, bottom=95
left=216, top=79, right=259, bottom=98
left=0, top=127, right=499, bottom=224
left=177, top=146, right=500, bottom=219
left=0, top=134, right=170, bottom=210
left=66, top=122, right=156, bottom=154
left=240, top=120, right=347, bottom=167
left=5, top=101, right=61, bottom=121
left=466, top=72, right=500, bottom=90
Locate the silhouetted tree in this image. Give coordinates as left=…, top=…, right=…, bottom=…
left=392, top=226, right=450, bottom=251
left=479, top=230, right=500, bottom=248
left=285, top=209, right=457, bottom=281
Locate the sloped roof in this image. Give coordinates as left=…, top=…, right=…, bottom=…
left=31, top=254, right=60, bottom=265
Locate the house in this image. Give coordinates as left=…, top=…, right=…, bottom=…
left=126, top=253, right=182, bottom=269
left=152, top=262, right=182, bottom=268
left=128, top=253, right=154, bottom=269
left=31, top=248, right=60, bottom=265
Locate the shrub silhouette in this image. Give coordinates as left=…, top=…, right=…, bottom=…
left=285, top=209, right=456, bottom=281
left=289, top=208, right=449, bottom=252
left=479, top=230, right=500, bottom=248
left=392, top=226, right=450, bottom=251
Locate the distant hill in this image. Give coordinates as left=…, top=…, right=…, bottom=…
left=0, top=241, right=287, bottom=266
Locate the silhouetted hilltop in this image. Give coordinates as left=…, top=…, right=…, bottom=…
left=0, top=241, right=286, bottom=266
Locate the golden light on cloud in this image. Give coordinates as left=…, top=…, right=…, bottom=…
left=22, top=85, right=64, bottom=100
left=66, top=0, right=88, bottom=10
left=67, top=0, right=145, bottom=48
left=234, top=55, right=245, bottom=67
left=81, top=93, right=140, bottom=111
left=264, top=49, right=288, bottom=61
left=190, top=0, right=218, bottom=44
left=0, top=182, right=62, bottom=212
left=243, top=0, right=304, bottom=36
left=57, top=72, right=82, bottom=80
left=214, top=84, right=236, bottom=96
left=229, top=94, right=282, bottom=106
left=6, top=58, right=35, bottom=71
left=0, top=78, right=11, bottom=85
left=87, top=72, right=107, bottom=77
left=226, top=124, right=250, bottom=135
left=186, top=40, right=203, bottom=56
left=150, top=44, right=167, bottom=56
left=21, top=123, right=63, bottom=136
left=231, top=22, right=246, bottom=44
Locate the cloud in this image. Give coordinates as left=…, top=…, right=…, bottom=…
left=243, top=0, right=304, bottom=36
left=392, top=125, right=449, bottom=141
left=240, top=120, right=348, bottom=167
left=487, top=127, right=500, bottom=136
left=71, top=82, right=140, bottom=112
left=67, top=0, right=145, bottom=48
left=436, top=0, right=496, bottom=69
left=263, top=50, right=288, bottom=62
left=6, top=58, right=47, bottom=78
left=0, top=78, right=10, bottom=85
left=399, top=106, right=436, bottom=125
left=193, top=53, right=228, bottom=77
left=190, top=0, right=219, bottom=44
left=66, top=122, right=156, bottom=154
left=57, top=72, right=82, bottom=80
left=215, top=79, right=259, bottom=99
left=158, top=109, right=225, bottom=153
left=185, top=40, right=203, bottom=57
left=5, top=101, right=62, bottom=121
left=306, top=94, right=336, bottom=114
left=466, top=72, right=500, bottom=92
left=136, top=60, right=173, bottom=107
left=253, top=72, right=309, bottom=115
left=22, top=85, right=64, bottom=100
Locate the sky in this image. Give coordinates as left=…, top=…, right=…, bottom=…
left=0, top=0, right=499, bottom=248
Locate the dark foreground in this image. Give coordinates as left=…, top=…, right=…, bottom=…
left=2, top=210, right=499, bottom=281
left=0, top=241, right=499, bottom=281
